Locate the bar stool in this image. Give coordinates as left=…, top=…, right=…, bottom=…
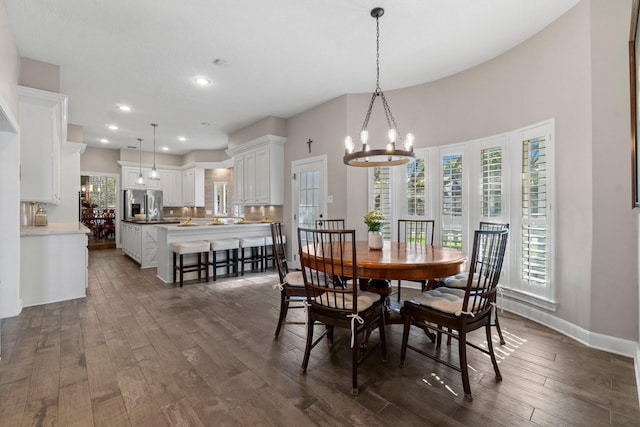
left=209, top=238, right=239, bottom=281
left=170, top=240, right=210, bottom=287
left=239, top=236, right=265, bottom=275
left=264, top=234, right=285, bottom=269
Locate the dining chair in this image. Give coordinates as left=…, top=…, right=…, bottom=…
left=440, top=221, right=510, bottom=345
left=271, top=222, right=306, bottom=338
left=102, top=209, right=116, bottom=239
left=315, top=218, right=345, bottom=230
left=297, top=227, right=387, bottom=396
left=400, top=228, right=509, bottom=402
left=396, top=219, right=435, bottom=302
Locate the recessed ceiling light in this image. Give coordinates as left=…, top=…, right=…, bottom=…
left=107, top=124, right=118, bottom=131
left=194, top=77, right=212, bottom=86
left=99, top=138, right=109, bottom=143
left=178, top=136, right=187, bottom=142
left=161, top=147, right=169, bottom=151
left=118, top=105, right=132, bottom=112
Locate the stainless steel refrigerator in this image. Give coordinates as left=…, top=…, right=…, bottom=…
left=123, top=189, right=163, bottom=220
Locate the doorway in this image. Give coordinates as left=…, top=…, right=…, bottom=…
left=81, top=174, right=118, bottom=250
left=290, top=155, right=327, bottom=269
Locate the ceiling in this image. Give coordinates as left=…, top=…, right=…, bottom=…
left=5, top=0, right=579, bottom=155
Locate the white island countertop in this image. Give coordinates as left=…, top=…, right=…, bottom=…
left=21, top=221, right=90, bottom=236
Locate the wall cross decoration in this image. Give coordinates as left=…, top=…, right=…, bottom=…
left=306, top=138, right=313, bottom=153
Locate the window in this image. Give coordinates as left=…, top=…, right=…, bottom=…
left=481, top=147, right=503, bottom=218
left=407, top=159, right=425, bottom=216
left=366, top=119, right=555, bottom=307
left=521, top=135, right=549, bottom=287
left=82, top=175, right=117, bottom=210
left=440, top=151, right=464, bottom=250
left=370, top=166, right=392, bottom=240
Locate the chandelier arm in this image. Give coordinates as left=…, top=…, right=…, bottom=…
left=379, top=91, right=399, bottom=134
left=360, top=91, right=379, bottom=133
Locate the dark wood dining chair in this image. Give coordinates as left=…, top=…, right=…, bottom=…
left=271, top=222, right=306, bottom=338
left=102, top=209, right=116, bottom=240
left=315, top=218, right=345, bottom=230
left=400, top=228, right=509, bottom=402
left=440, top=221, right=510, bottom=344
left=396, top=219, right=435, bottom=302
left=297, top=227, right=387, bottom=396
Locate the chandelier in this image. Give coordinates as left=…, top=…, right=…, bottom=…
left=343, top=7, right=415, bottom=167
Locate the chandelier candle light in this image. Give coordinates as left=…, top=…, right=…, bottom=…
left=343, top=7, right=415, bottom=167
left=136, top=138, right=145, bottom=185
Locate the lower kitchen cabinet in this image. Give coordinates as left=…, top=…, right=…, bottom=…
left=121, top=221, right=159, bottom=268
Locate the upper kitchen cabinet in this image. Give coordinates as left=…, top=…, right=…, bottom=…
left=182, top=168, right=204, bottom=207
left=122, top=166, right=161, bottom=190
left=19, top=86, right=68, bottom=204
left=160, top=170, right=182, bottom=207
left=227, top=135, right=285, bottom=205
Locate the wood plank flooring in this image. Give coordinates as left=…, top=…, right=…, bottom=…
left=0, top=248, right=638, bottom=426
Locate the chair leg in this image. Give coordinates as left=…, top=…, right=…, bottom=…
left=179, top=254, right=184, bottom=288
left=352, top=330, right=359, bottom=396
left=172, top=252, right=177, bottom=283
left=301, top=317, right=314, bottom=374
left=378, top=307, right=387, bottom=362
left=458, top=329, right=472, bottom=402
left=233, top=249, right=238, bottom=276
left=241, top=248, right=245, bottom=276
left=485, top=322, right=502, bottom=382
left=493, top=310, right=506, bottom=345
left=212, top=250, right=217, bottom=281
left=399, top=307, right=412, bottom=367
left=274, top=292, right=288, bottom=339
left=204, top=252, right=209, bottom=282
left=397, top=280, right=402, bottom=303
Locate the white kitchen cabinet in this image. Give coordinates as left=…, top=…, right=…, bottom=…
left=161, top=170, right=182, bottom=207
left=121, top=222, right=142, bottom=263
left=182, top=168, right=204, bottom=207
left=20, top=224, right=88, bottom=306
left=227, top=135, right=285, bottom=205
left=122, top=166, right=161, bottom=189
left=121, top=222, right=160, bottom=268
left=18, top=86, right=68, bottom=204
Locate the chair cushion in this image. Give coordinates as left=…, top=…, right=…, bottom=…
left=240, top=236, right=265, bottom=248
left=316, top=290, right=379, bottom=312
left=284, top=271, right=304, bottom=287
left=210, top=238, right=239, bottom=251
left=412, top=288, right=467, bottom=315
left=442, top=272, right=478, bottom=288
left=170, top=240, right=210, bottom=254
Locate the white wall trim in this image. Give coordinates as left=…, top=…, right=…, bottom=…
left=635, top=344, right=640, bottom=404
left=502, top=298, right=638, bottom=357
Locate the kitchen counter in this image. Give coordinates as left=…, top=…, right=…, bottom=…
left=156, top=222, right=273, bottom=283
left=21, top=222, right=89, bottom=306
left=20, top=221, right=90, bottom=236
left=121, top=219, right=180, bottom=225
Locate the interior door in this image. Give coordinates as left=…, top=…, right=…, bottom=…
left=291, top=155, right=327, bottom=269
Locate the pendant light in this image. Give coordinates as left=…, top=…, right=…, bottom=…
left=149, top=123, right=159, bottom=179
left=343, top=7, right=415, bottom=167
left=136, top=138, right=145, bottom=185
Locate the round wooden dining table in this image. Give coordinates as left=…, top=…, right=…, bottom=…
left=300, top=240, right=466, bottom=323
left=301, top=240, right=465, bottom=281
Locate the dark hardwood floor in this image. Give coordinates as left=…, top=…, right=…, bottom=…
left=0, top=248, right=638, bottom=426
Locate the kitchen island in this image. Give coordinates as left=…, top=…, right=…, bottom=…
left=156, top=222, right=273, bottom=283
left=121, top=219, right=179, bottom=268
left=20, top=222, right=90, bottom=306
